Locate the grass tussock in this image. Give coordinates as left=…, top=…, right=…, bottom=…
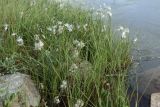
left=0, top=0, right=132, bottom=107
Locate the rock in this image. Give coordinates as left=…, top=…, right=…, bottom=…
left=151, top=93, right=160, bottom=107
left=131, top=66, right=160, bottom=96
left=0, top=73, right=40, bottom=107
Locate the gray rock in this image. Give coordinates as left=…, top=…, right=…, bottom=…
left=131, top=66, right=160, bottom=96
left=0, top=73, right=40, bottom=107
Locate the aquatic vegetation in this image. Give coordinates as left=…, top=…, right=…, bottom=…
left=0, top=0, right=133, bottom=106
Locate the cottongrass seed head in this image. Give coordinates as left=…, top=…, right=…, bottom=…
left=4, top=24, right=9, bottom=31
left=34, top=35, right=44, bottom=50
left=16, top=36, right=24, bottom=46
left=60, top=80, right=67, bottom=90
left=73, top=40, right=85, bottom=49
left=133, top=37, right=138, bottom=43
left=54, top=96, right=60, bottom=104
left=12, top=33, right=17, bottom=36
left=75, top=99, right=84, bottom=107
left=121, top=28, right=129, bottom=39
left=64, top=23, right=74, bottom=32
left=72, top=48, right=79, bottom=58
left=34, top=40, right=44, bottom=50
left=69, top=63, right=78, bottom=73
left=117, top=26, right=129, bottom=39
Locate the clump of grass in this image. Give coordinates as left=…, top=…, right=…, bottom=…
left=0, top=0, right=132, bottom=107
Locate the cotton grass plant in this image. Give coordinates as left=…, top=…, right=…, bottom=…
left=0, top=0, right=132, bottom=107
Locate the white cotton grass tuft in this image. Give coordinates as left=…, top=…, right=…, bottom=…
left=11, top=33, right=17, bottom=36
left=73, top=40, right=79, bottom=45
left=60, top=80, right=67, bottom=90
left=75, top=99, right=84, bottom=107
left=106, top=11, right=112, bottom=17
left=72, top=48, right=79, bottom=58
left=4, top=24, right=9, bottom=31
left=34, top=34, right=40, bottom=40
left=47, top=25, right=57, bottom=34
left=133, top=37, right=138, bottom=43
left=47, top=27, right=52, bottom=32
left=34, top=40, right=44, bottom=50
left=57, top=21, right=63, bottom=25
left=73, top=40, right=85, bottom=49
left=121, top=32, right=127, bottom=39
left=16, top=36, right=24, bottom=46
left=77, top=41, right=85, bottom=49
left=58, top=25, right=64, bottom=34
left=34, top=35, right=44, bottom=50
left=83, top=24, right=88, bottom=31
left=121, top=28, right=129, bottom=39
left=117, top=26, right=129, bottom=39
left=69, top=64, right=78, bottom=73
left=95, top=5, right=112, bottom=18
left=30, top=0, right=36, bottom=6
left=103, top=5, right=112, bottom=15
left=117, top=26, right=124, bottom=31
left=64, top=23, right=74, bottom=32
left=54, top=96, right=60, bottom=104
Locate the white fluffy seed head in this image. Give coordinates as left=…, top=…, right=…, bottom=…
left=16, top=36, right=24, bottom=46
left=73, top=40, right=85, bottom=49
left=133, top=37, right=138, bottom=43
left=12, top=33, right=17, bottom=36
left=65, top=23, right=73, bottom=32
left=117, top=26, right=124, bottom=31
left=69, top=64, right=78, bottom=73
left=72, top=48, right=79, bottom=58
left=107, top=11, right=112, bottom=17
left=60, top=80, right=67, bottom=90
left=4, top=24, right=9, bottom=31
left=54, top=96, right=60, bottom=104
left=34, top=40, right=44, bottom=50
left=75, top=99, right=84, bottom=107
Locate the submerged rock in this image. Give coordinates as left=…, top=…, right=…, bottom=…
left=0, top=73, right=40, bottom=107
left=151, top=93, right=160, bottom=107
left=130, top=66, right=160, bottom=96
